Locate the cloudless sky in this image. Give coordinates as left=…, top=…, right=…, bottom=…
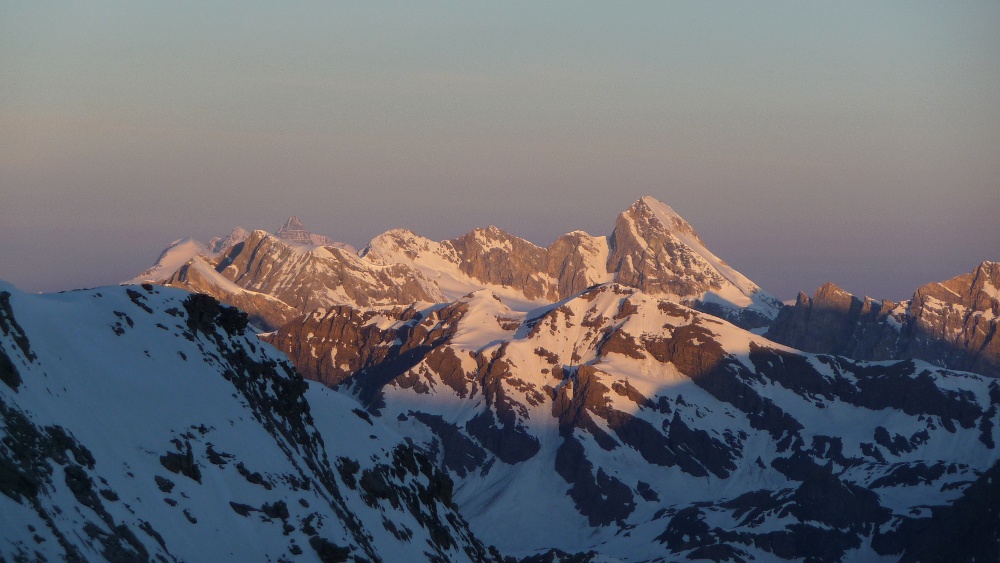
left=1, top=1, right=998, bottom=300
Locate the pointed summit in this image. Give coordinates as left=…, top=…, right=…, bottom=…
left=279, top=215, right=305, bottom=232
left=608, top=196, right=781, bottom=327
left=276, top=216, right=309, bottom=243
left=274, top=216, right=349, bottom=249
left=624, top=196, right=704, bottom=245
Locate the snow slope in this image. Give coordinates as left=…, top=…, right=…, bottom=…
left=0, top=282, right=497, bottom=562
left=125, top=237, right=212, bottom=285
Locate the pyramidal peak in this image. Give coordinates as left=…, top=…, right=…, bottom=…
left=627, top=195, right=705, bottom=246
left=275, top=215, right=348, bottom=249
left=608, top=196, right=781, bottom=325
left=278, top=215, right=306, bottom=232
left=275, top=215, right=310, bottom=243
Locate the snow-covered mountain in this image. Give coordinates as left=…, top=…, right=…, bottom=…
left=0, top=282, right=499, bottom=561
left=90, top=196, right=1000, bottom=560
left=766, top=261, right=1000, bottom=377
left=607, top=197, right=781, bottom=329
left=265, top=283, right=1000, bottom=560
left=126, top=237, right=215, bottom=287
left=126, top=219, right=352, bottom=288
left=130, top=197, right=782, bottom=331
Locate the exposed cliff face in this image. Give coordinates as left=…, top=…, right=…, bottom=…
left=0, top=282, right=498, bottom=562
left=766, top=261, right=1000, bottom=377
left=361, top=226, right=612, bottom=306
left=164, top=255, right=298, bottom=330
left=547, top=231, right=612, bottom=299
left=447, top=226, right=554, bottom=301
left=222, top=230, right=443, bottom=312
left=908, top=262, right=1000, bottom=375
left=764, top=282, right=906, bottom=359
left=608, top=198, right=713, bottom=296
left=607, top=196, right=781, bottom=327
left=264, top=283, right=1000, bottom=561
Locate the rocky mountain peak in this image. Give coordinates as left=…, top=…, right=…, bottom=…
left=131, top=197, right=780, bottom=328
left=463, top=225, right=534, bottom=250
left=813, top=281, right=854, bottom=304
left=278, top=215, right=305, bottom=233
left=245, top=228, right=277, bottom=247
left=364, top=228, right=414, bottom=251
left=361, top=228, right=439, bottom=264
left=274, top=216, right=346, bottom=249
left=125, top=237, right=211, bottom=285
left=972, top=261, right=1000, bottom=308
left=793, top=291, right=812, bottom=307
left=607, top=196, right=779, bottom=327
left=907, top=262, right=1000, bottom=315
left=626, top=195, right=705, bottom=246
left=275, top=216, right=311, bottom=244
left=956, top=261, right=999, bottom=304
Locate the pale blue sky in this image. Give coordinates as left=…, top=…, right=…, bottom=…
left=2, top=2, right=998, bottom=299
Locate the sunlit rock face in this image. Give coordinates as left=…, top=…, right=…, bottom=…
left=767, top=261, right=1000, bottom=377
left=606, top=196, right=781, bottom=328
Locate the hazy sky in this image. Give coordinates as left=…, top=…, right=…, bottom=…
left=2, top=2, right=998, bottom=300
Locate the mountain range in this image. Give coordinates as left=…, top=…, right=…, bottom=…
left=126, top=196, right=998, bottom=379
left=3, top=196, right=998, bottom=561
left=127, top=197, right=784, bottom=332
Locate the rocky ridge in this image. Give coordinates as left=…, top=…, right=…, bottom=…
left=766, top=261, right=1000, bottom=377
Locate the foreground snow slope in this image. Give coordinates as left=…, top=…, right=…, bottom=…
left=0, top=282, right=497, bottom=562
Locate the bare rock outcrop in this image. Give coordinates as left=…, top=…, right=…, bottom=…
left=448, top=226, right=553, bottom=300
left=606, top=196, right=781, bottom=327
left=165, top=256, right=297, bottom=331
left=224, top=230, right=442, bottom=311
left=766, top=261, right=1000, bottom=377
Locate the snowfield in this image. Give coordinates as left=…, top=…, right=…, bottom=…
left=0, top=282, right=497, bottom=562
